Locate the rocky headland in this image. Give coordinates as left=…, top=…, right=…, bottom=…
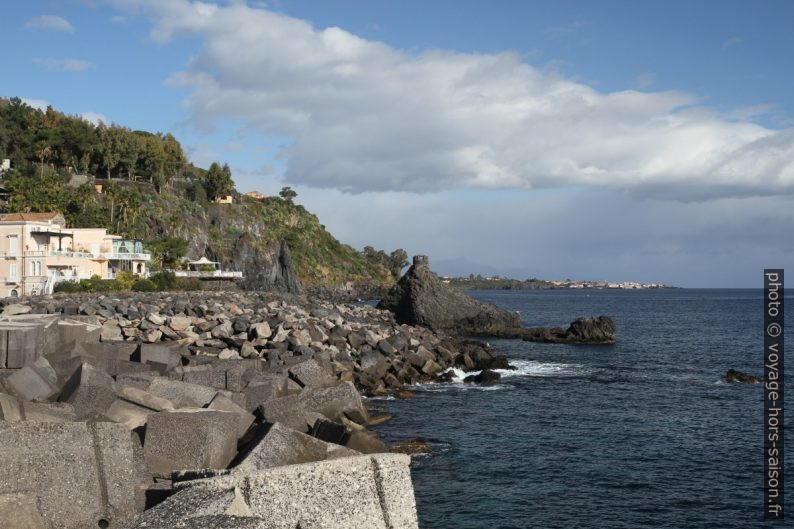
left=379, top=255, right=617, bottom=344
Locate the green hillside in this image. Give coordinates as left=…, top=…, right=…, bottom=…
left=0, top=97, right=402, bottom=287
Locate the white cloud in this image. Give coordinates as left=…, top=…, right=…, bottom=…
left=33, top=58, right=95, bottom=72
left=24, top=15, right=74, bottom=33
left=80, top=112, right=108, bottom=125
left=21, top=98, right=49, bottom=111
left=111, top=1, right=794, bottom=200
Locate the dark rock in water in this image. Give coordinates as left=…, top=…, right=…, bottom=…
left=390, top=437, right=432, bottom=455
left=395, top=389, right=416, bottom=399
left=484, top=355, right=514, bottom=370
left=725, top=369, right=762, bottom=384
left=463, top=369, right=501, bottom=386
left=377, top=255, right=521, bottom=334
left=565, top=316, right=617, bottom=343
left=517, top=316, right=617, bottom=344
left=432, top=371, right=456, bottom=383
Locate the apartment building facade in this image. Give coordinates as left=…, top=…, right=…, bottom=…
left=0, top=212, right=150, bottom=298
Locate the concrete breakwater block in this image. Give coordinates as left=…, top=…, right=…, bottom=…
left=118, top=485, right=260, bottom=528
left=143, top=409, right=239, bottom=476
left=232, top=422, right=355, bottom=473
left=1, top=357, right=59, bottom=402
left=117, top=375, right=221, bottom=409
left=59, top=362, right=117, bottom=418
left=0, top=421, right=139, bottom=529
left=0, top=315, right=95, bottom=362
left=123, top=454, right=419, bottom=529
left=0, top=322, right=48, bottom=369
left=207, top=393, right=255, bottom=438
left=259, top=381, right=369, bottom=433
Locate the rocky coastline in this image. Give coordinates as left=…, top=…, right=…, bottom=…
left=0, top=255, right=616, bottom=528
left=0, top=288, right=506, bottom=528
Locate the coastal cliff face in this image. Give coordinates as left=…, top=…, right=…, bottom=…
left=142, top=202, right=300, bottom=293
left=378, top=255, right=522, bottom=334
left=140, top=199, right=392, bottom=293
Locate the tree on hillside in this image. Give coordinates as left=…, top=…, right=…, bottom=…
left=147, top=237, right=189, bottom=268
left=96, top=123, right=121, bottom=179
left=138, top=133, right=167, bottom=190
left=387, top=248, right=409, bottom=278
left=161, top=133, right=186, bottom=182
left=204, top=162, right=234, bottom=200
left=117, top=131, right=142, bottom=181
left=6, top=166, right=66, bottom=213
left=279, top=186, right=297, bottom=204
left=36, top=144, right=51, bottom=178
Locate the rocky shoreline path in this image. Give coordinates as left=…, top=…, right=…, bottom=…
left=0, top=289, right=507, bottom=529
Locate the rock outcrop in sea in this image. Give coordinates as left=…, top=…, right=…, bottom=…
left=724, top=369, right=762, bottom=384
left=377, top=255, right=521, bottom=334
left=378, top=255, right=617, bottom=344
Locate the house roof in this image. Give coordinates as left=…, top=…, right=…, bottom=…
left=0, top=212, right=65, bottom=223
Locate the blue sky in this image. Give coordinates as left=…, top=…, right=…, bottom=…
left=2, top=0, right=793, bottom=286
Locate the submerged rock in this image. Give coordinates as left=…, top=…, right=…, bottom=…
left=377, top=255, right=521, bottom=334
left=463, top=369, right=501, bottom=386
left=725, top=369, right=762, bottom=384
left=390, top=437, right=433, bottom=455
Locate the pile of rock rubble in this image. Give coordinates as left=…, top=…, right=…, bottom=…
left=0, top=291, right=504, bottom=529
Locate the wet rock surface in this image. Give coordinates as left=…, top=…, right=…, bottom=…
left=725, top=369, right=762, bottom=384
left=390, top=437, right=433, bottom=455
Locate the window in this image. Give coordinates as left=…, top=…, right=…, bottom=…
left=36, top=261, right=41, bottom=275
left=8, top=236, right=18, bottom=256
left=9, top=263, right=17, bottom=280
left=9, top=289, right=18, bottom=298
left=30, top=261, right=36, bottom=276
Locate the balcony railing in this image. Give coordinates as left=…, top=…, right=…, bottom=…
left=172, top=270, right=243, bottom=279
left=48, top=250, right=151, bottom=261
left=103, top=252, right=151, bottom=261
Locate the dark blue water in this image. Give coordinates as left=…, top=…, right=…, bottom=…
left=374, top=289, right=791, bottom=529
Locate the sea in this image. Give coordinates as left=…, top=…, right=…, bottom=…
left=373, top=288, right=791, bottom=529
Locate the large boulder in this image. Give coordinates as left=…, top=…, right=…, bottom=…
left=463, top=369, right=501, bottom=386
left=143, top=409, right=239, bottom=476
left=377, top=255, right=521, bottom=334
left=520, top=316, right=617, bottom=344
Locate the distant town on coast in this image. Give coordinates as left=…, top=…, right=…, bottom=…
left=444, top=275, right=670, bottom=290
